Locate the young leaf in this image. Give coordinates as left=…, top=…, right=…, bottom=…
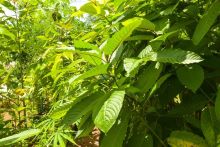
left=62, top=92, right=103, bottom=126
left=103, top=17, right=154, bottom=55
left=167, top=131, right=208, bottom=147
left=215, top=85, right=220, bottom=122
left=201, top=108, right=216, bottom=147
left=0, top=129, right=41, bottom=146
left=100, top=110, right=129, bottom=147
left=192, top=0, right=220, bottom=45
left=176, top=65, right=204, bottom=92
left=93, top=90, right=125, bottom=133
left=69, top=64, right=109, bottom=84
left=143, top=49, right=203, bottom=64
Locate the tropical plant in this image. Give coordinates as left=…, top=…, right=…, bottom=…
left=1, top=0, right=220, bottom=146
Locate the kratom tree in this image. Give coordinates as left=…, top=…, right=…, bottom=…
left=0, top=0, right=220, bottom=146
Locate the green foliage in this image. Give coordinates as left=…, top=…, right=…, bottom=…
left=167, top=131, right=208, bottom=147
left=0, top=129, right=41, bottom=146
left=192, top=0, right=220, bottom=45
left=1, top=0, right=220, bottom=146
left=93, top=91, right=125, bottom=133
left=176, top=65, right=204, bottom=92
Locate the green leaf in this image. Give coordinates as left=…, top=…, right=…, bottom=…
left=55, top=47, right=102, bottom=65
left=167, top=131, right=208, bottom=147
left=103, top=17, right=154, bottom=55
left=122, top=17, right=155, bottom=31
left=74, top=40, right=100, bottom=53
left=50, top=102, right=74, bottom=119
left=69, top=64, right=109, bottom=84
left=114, top=0, right=124, bottom=10
left=143, top=49, right=203, bottom=64
left=192, top=0, right=220, bottom=45
left=62, top=92, right=103, bottom=126
left=126, top=35, right=154, bottom=41
left=168, top=94, right=207, bottom=116
left=94, top=90, right=125, bottom=133
left=0, top=26, right=15, bottom=41
left=80, top=2, right=103, bottom=15
left=101, top=110, right=129, bottom=147
left=127, top=133, right=153, bottom=147
left=201, top=108, right=216, bottom=147
left=176, top=65, right=204, bottom=92
left=134, top=63, right=163, bottom=96
left=75, top=115, right=95, bottom=138
left=215, top=85, right=220, bottom=122
left=123, top=58, right=145, bottom=77
left=148, top=73, right=172, bottom=97
left=0, top=129, right=41, bottom=146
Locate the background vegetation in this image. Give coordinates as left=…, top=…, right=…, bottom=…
left=0, top=0, right=220, bottom=146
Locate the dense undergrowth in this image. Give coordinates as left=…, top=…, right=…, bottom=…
left=0, top=0, right=220, bottom=146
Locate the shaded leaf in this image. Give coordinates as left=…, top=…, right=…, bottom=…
left=176, top=65, right=204, bottom=92
left=201, top=108, right=216, bottom=147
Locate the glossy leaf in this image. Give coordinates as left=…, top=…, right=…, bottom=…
left=94, top=90, right=125, bottom=133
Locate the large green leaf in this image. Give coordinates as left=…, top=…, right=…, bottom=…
left=0, top=129, right=41, bottom=146
left=62, top=92, right=103, bottom=126
left=167, top=131, right=208, bottom=147
left=215, top=85, right=220, bottom=122
left=103, top=17, right=154, bottom=55
left=192, top=0, right=220, bottom=45
left=143, top=49, right=203, bottom=64
left=93, top=90, right=125, bottom=133
left=134, top=63, right=163, bottom=96
left=69, top=64, right=109, bottom=84
left=201, top=108, right=216, bottom=147
left=0, top=26, right=15, bottom=41
left=100, top=110, right=129, bottom=147
left=176, top=65, right=204, bottom=92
